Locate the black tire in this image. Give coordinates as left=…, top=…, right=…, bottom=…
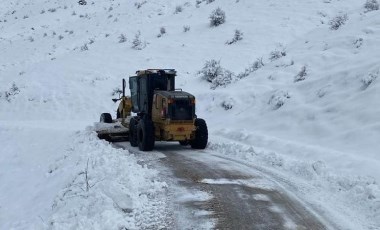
left=100, top=113, right=112, bottom=123
left=179, top=140, right=189, bottom=146
left=137, top=119, right=155, bottom=151
left=191, top=118, right=208, bottom=149
left=129, top=117, right=138, bottom=147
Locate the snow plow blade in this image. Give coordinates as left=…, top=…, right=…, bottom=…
left=94, top=120, right=129, bottom=142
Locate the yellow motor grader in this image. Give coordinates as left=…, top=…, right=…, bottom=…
left=95, top=69, right=208, bottom=151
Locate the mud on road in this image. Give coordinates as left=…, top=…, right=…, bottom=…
left=117, top=143, right=328, bottom=230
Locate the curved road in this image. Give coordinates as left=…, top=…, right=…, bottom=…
left=115, top=142, right=329, bottom=230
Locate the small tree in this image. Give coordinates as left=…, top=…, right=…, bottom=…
left=209, top=8, right=226, bottom=27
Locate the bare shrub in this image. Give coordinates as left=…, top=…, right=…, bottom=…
left=4, top=83, right=20, bottom=102
left=199, top=59, right=223, bottom=83
left=112, top=87, right=122, bottom=96
left=237, top=58, right=264, bottom=79
left=268, top=90, right=291, bottom=110
left=135, top=1, right=147, bottom=9
left=226, top=29, right=243, bottom=45
left=157, top=27, right=166, bottom=38
left=361, top=70, right=378, bottom=90
left=269, top=50, right=286, bottom=61
left=78, top=0, right=87, bottom=5
left=80, top=44, right=88, bottom=51
left=198, top=59, right=235, bottom=89
left=221, top=100, right=233, bottom=110
left=211, top=70, right=234, bottom=89
left=183, top=25, right=190, bottom=32
left=174, top=5, right=183, bottom=14
left=329, top=14, right=348, bottom=30
left=118, top=34, right=127, bottom=43
left=209, top=8, right=225, bottom=27
left=132, top=31, right=146, bottom=50
left=294, top=65, right=308, bottom=82
left=364, top=0, right=379, bottom=12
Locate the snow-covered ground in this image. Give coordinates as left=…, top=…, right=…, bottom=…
left=1, top=0, right=379, bottom=229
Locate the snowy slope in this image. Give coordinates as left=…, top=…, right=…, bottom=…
left=1, top=0, right=379, bottom=229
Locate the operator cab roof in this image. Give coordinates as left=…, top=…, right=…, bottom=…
left=136, top=69, right=176, bottom=76
left=155, top=90, right=195, bottom=99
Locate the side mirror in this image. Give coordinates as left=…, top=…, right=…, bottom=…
left=112, top=98, right=119, bottom=103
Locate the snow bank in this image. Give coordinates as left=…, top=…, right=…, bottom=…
left=207, top=137, right=380, bottom=229
left=0, top=123, right=170, bottom=229
left=48, top=129, right=171, bottom=230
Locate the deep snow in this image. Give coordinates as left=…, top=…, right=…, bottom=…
left=1, top=0, right=379, bottom=229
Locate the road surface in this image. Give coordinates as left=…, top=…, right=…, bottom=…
left=115, top=142, right=329, bottom=230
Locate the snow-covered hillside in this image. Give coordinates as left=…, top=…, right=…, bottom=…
left=1, top=0, right=379, bottom=229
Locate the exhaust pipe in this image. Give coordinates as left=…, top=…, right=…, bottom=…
left=122, top=79, right=126, bottom=98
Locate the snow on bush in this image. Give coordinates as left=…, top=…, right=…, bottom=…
left=211, top=69, right=234, bottom=89
left=268, top=90, right=291, bottom=110
left=269, top=49, right=286, bottom=62
left=226, top=29, right=243, bottom=45
left=198, top=59, right=235, bottom=89
left=48, top=8, right=57, bottom=13
left=135, top=1, right=147, bottom=9
left=1, top=83, right=20, bottom=102
left=78, top=0, right=87, bottom=6
left=361, top=70, right=378, bottom=90
left=199, top=59, right=223, bottom=83
left=118, top=33, right=127, bottom=43
left=236, top=58, right=264, bottom=79
left=364, top=0, right=379, bottom=12
left=80, top=43, right=88, bottom=51
left=157, top=27, right=166, bottom=38
left=221, top=98, right=234, bottom=110
left=294, top=65, right=308, bottom=82
left=183, top=25, right=190, bottom=32
left=174, top=5, right=183, bottom=14
left=329, top=14, right=348, bottom=30
left=132, top=31, right=146, bottom=50
left=209, top=8, right=226, bottom=27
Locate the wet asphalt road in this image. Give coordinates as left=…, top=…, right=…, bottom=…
left=116, top=142, right=328, bottom=230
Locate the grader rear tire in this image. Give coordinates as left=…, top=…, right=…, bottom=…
left=137, top=119, right=155, bottom=151
left=191, top=118, right=208, bottom=149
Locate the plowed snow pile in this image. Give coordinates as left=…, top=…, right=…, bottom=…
left=0, top=0, right=379, bottom=229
